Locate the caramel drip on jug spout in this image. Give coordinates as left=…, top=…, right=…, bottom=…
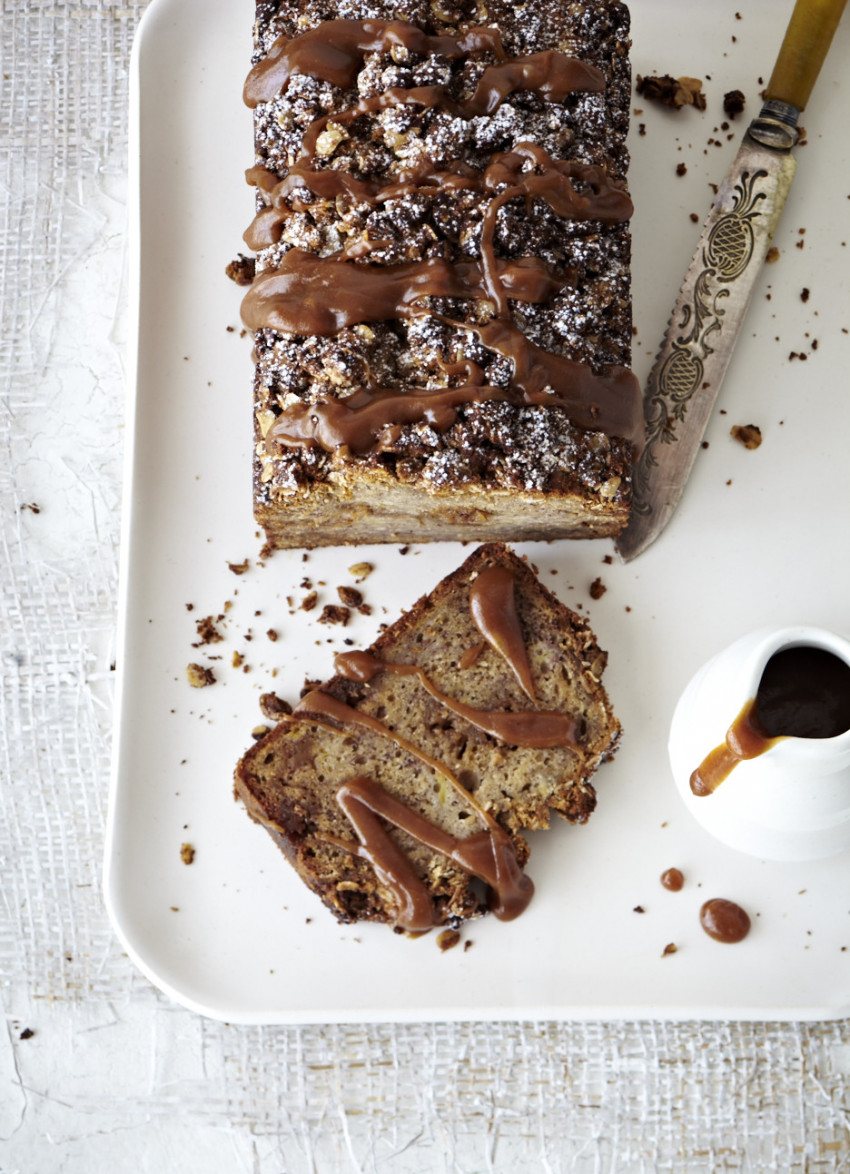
left=690, top=645, right=850, bottom=795
left=690, top=699, right=781, bottom=796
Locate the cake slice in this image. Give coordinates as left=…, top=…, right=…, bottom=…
left=234, top=544, right=620, bottom=931
left=242, top=2, right=642, bottom=549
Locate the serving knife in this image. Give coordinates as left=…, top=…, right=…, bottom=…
left=616, top=0, right=848, bottom=562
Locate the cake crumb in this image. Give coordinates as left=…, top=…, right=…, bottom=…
left=266, top=628, right=279, bottom=641
left=801, top=287, right=810, bottom=303
left=186, top=663, right=215, bottom=688
left=662, top=942, right=678, bottom=956
left=589, top=577, right=607, bottom=600
left=225, top=254, right=255, bottom=285
left=228, top=559, right=250, bottom=575
left=437, top=929, right=461, bottom=952
left=260, top=692, right=293, bottom=721
left=766, top=246, right=780, bottom=263
left=301, top=591, right=318, bottom=611
left=337, top=586, right=363, bottom=608
left=180, top=842, right=195, bottom=865
left=676, top=162, right=687, bottom=177
left=348, top=562, right=374, bottom=580
left=193, top=615, right=224, bottom=645
left=319, top=605, right=350, bottom=626
left=731, top=424, right=762, bottom=450
left=636, top=74, right=706, bottom=110
left=723, top=89, right=746, bottom=119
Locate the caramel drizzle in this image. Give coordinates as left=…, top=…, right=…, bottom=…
left=469, top=564, right=536, bottom=701
left=690, top=698, right=783, bottom=796
left=244, top=146, right=632, bottom=252
left=244, top=21, right=507, bottom=106
left=244, top=20, right=602, bottom=111
left=241, top=248, right=563, bottom=335
left=333, top=778, right=533, bottom=931
left=332, top=649, right=577, bottom=748
left=268, top=385, right=508, bottom=455
left=291, top=686, right=494, bottom=820
left=267, top=313, right=644, bottom=452
left=243, top=17, right=639, bottom=456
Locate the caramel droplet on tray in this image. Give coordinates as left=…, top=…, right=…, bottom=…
left=660, top=867, right=684, bottom=892
left=699, top=898, right=751, bottom=943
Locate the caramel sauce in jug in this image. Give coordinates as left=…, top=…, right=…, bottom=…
left=690, top=645, right=850, bottom=797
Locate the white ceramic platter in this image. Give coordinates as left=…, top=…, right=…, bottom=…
left=106, top=0, right=850, bottom=1022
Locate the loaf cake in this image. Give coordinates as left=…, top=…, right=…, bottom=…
left=234, top=544, right=621, bottom=931
left=241, top=1, right=642, bottom=548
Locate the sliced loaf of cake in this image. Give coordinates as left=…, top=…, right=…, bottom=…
left=234, top=543, right=620, bottom=930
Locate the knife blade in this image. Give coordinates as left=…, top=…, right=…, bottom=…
left=616, top=0, right=848, bottom=562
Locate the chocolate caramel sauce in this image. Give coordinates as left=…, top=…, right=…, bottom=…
left=461, top=51, right=604, bottom=117
left=334, top=777, right=533, bottom=931
left=265, top=312, right=644, bottom=455
left=269, top=385, right=508, bottom=455
left=689, top=699, right=778, bottom=797
left=455, top=316, right=644, bottom=449
left=244, top=20, right=601, bottom=112
left=469, top=563, right=536, bottom=702
left=242, top=17, right=641, bottom=457
left=690, top=646, right=850, bottom=796
left=243, top=147, right=632, bottom=252
left=699, top=898, right=751, bottom=943
left=244, top=21, right=507, bottom=106
left=660, top=867, right=684, bottom=892
left=756, top=646, right=850, bottom=740
left=459, top=641, right=487, bottom=670
left=291, top=686, right=493, bottom=820
left=332, top=649, right=578, bottom=748
left=241, top=249, right=564, bottom=335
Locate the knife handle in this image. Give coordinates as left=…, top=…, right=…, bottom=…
left=765, top=0, right=848, bottom=111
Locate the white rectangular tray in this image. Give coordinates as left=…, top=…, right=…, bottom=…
left=106, top=0, right=850, bottom=1023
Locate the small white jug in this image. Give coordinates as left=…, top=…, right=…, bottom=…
left=669, top=626, right=850, bottom=861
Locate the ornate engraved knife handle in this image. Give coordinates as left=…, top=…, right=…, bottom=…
left=631, top=104, right=799, bottom=519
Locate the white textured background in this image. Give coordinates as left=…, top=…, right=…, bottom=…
left=2, top=1, right=850, bottom=1170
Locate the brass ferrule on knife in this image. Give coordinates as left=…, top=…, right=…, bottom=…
left=748, top=100, right=800, bottom=152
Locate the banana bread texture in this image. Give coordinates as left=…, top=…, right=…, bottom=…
left=234, top=543, right=621, bottom=930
